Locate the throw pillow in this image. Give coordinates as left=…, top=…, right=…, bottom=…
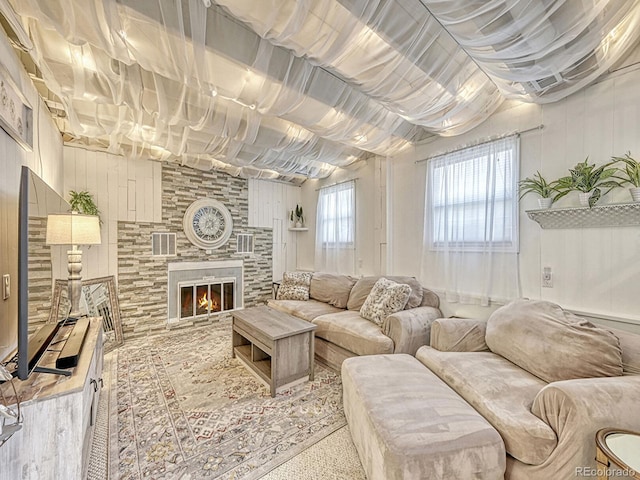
left=276, top=271, right=313, bottom=301
left=485, top=298, right=623, bottom=383
left=359, top=277, right=412, bottom=326
left=347, top=275, right=423, bottom=311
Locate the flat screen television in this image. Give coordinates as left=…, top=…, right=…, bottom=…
left=16, top=166, right=70, bottom=380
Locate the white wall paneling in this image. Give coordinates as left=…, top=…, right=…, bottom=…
left=387, top=48, right=640, bottom=332
left=62, top=147, right=162, bottom=282
left=248, top=179, right=301, bottom=279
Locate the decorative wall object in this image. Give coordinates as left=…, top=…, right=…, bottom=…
left=182, top=198, right=233, bottom=251
left=0, top=65, right=32, bottom=150
left=50, top=276, right=123, bottom=352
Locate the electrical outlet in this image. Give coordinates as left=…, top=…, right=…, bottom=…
left=542, top=267, right=553, bottom=288
left=2, top=274, right=9, bottom=300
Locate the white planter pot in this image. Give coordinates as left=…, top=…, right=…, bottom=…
left=630, top=187, right=640, bottom=203
left=537, top=197, right=553, bottom=209
left=578, top=192, right=592, bottom=207
left=295, top=221, right=302, bottom=228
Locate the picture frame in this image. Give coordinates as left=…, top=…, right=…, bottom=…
left=50, top=275, right=124, bottom=353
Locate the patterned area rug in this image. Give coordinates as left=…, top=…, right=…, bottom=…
left=109, top=321, right=346, bottom=479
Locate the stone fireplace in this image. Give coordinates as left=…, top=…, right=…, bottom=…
left=117, top=163, right=272, bottom=334
left=167, top=260, right=243, bottom=324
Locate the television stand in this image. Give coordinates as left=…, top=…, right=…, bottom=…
left=0, top=318, right=104, bottom=479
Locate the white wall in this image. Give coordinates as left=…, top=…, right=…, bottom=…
left=388, top=57, right=640, bottom=332
left=0, top=33, right=64, bottom=361
left=297, top=156, right=387, bottom=277
left=247, top=179, right=301, bottom=280
left=62, top=146, right=162, bottom=283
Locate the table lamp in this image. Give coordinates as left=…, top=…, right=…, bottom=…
left=46, top=213, right=101, bottom=320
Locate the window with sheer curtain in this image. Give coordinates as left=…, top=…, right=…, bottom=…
left=421, top=135, right=521, bottom=306
left=315, top=181, right=355, bottom=274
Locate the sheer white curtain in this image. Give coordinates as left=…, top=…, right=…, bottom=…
left=421, top=135, right=521, bottom=306
left=315, top=181, right=356, bottom=275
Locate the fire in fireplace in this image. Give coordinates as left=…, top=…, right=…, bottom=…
left=179, top=278, right=235, bottom=321
left=167, top=260, right=243, bottom=324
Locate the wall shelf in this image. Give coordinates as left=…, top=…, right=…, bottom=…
left=288, top=227, right=308, bottom=231
left=527, top=202, right=640, bottom=229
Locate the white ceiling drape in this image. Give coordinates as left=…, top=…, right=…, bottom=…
left=7, top=0, right=640, bottom=182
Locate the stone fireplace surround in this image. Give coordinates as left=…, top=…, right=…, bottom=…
left=117, top=163, right=272, bottom=335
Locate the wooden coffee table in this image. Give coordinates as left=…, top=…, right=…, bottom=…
left=231, top=305, right=316, bottom=397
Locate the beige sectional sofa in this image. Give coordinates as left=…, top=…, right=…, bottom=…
left=268, top=272, right=442, bottom=370
left=343, top=298, right=640, bottom=479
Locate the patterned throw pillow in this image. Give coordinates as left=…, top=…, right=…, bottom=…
left=276, top=271, right=313, bottom=301
left=360, top=277, right=412, bottom=326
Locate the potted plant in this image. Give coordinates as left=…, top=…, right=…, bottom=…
left=295, top=204, right=304, bottom=227
left=518, top=171, right=558, bottom=209
left=69, top=190, right=102, bottom=224
left=612, top=151, right=640, bottom=202
left=290, top=204, right=304, bottom=228
left=554, top=158, right=623, bottom=208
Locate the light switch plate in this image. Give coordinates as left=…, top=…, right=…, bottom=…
left=3, top=274, right=9, bottom=300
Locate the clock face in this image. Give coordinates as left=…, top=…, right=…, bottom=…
left=193, top=206, right=225, bottom=241
left=183, top=199, right=233, bottom=250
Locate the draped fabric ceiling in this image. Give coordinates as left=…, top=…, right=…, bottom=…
left=6, top=0, right=640, bottom=183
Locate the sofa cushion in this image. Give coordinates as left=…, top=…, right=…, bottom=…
left=276, top=271, right=313, bottom=301
left=608, top=327, right=640, bottom=375
left=313, top=310, right=394, bottom=356
left=342, top=354, right=506, bottom=480
left=347, top=276, right=423, bottom=311
left=430, top=318, right=489, bottom=352
left=485, top=299, right=623, bottom=383
left=360, top=278, right=411, bottom=326
left=267, top=299, right=343, bottom=322
left=309, top=272, right=357, bottom=308
left=416, top=346, right=556, bottom=466
left=420, top=287, right=440, bottom=309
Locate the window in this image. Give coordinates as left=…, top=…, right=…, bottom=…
left=314, top=180, right=356, bottom=274
left=427, top=135, right=519, bottom=252
left=317, top=181, right=355, bottom=247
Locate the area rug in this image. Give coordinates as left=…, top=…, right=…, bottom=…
left=109, top=321, right=346, bottom=479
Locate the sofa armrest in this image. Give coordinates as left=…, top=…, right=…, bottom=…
left=382, top=306, right=441, bottom=355
left=430, top=318, right=489, bottom=352
left=532, top=376, right=640, bottom=472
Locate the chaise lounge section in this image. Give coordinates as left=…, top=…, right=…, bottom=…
left=343, top=298, right=640, bottom=479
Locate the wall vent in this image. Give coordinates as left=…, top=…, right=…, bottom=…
left=151, top=232, right=177, bottom=256
left=523, top=73, right=562, bottom=92
left=236, top=234, right=254, bottom=254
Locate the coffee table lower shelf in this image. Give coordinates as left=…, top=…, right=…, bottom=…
left=233, top=343, right=272, bottom=384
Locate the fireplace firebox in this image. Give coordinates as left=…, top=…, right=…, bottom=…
left=178, top=278, right=235, bottom=321
left=168, top=260, right=243, bottom=324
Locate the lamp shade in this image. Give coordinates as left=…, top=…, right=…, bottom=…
left=45, top=213, right=102, bottom=246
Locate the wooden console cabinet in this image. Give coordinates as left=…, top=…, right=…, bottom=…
left=0, top=318, right=104, bottom=479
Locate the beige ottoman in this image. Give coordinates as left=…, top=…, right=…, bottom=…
left=342, top=354, right=505, bottom=480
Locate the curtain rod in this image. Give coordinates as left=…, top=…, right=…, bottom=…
left=415, top=124, right=544, bottom=164
left=315, top=177, right=359, bottom=191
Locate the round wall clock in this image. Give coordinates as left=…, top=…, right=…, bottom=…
left=183, top=198, right=233, bottom=250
